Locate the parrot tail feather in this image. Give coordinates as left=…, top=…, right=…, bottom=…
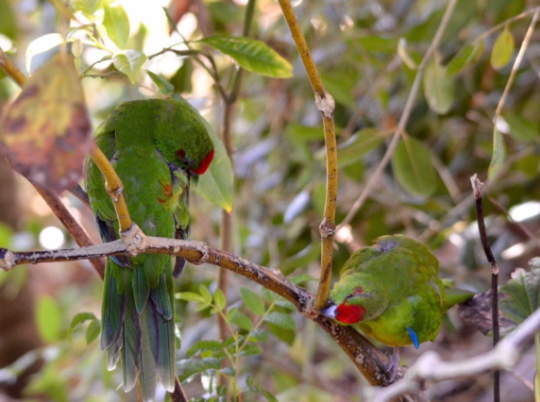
left=132, top=265, right=150, bottom=314
left=150, top=274, right=173, bottom=320
left=122, top=293, right=141, bottom=392
left=101, top=261, right=126, bottom=351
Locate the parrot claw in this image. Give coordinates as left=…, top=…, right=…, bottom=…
left=385, top=347, right=400, bottom=383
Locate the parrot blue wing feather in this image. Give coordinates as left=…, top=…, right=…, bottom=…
left=407, top=326, right=420, bottom=349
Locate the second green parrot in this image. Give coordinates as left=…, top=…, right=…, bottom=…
left=322, top=235, right=472, bottom=358
left=85, top=98, right=214, bottom=401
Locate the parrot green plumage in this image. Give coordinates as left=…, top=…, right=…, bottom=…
left=84, top=98, right=214, bottom=401
left=323, top=235, right=473, bottom=349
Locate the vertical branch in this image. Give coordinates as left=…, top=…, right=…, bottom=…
left=471, top=174, right=500, bottom=402
left=217, top=0, right=258, bottom=341
left=277, top=0, right=338, bottom=310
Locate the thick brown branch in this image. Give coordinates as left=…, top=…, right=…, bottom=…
left=0, top=237, right=407, bottom=389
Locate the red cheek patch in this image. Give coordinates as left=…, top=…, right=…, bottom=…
left=336, top=303, right=366, bottom=324
left=192, top=149, right=214, bottom=175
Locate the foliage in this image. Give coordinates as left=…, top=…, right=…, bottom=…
left=0, top=0, right=540, bottom=401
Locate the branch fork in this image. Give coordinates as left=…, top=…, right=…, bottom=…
left=315, top=91, right=335, bottom=119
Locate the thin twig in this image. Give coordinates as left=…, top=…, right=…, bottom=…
left=471, top=174, right=500, bottom=402
left=474, top=6, right=540, bottom=45
left=277, top=0, right=338, bottom=311
left=338, top=0, right=458, bottom=230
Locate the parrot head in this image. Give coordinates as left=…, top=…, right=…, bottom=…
left=321, top=280, right=378, bottom=325
left=154, top=98, right=215, bottom=177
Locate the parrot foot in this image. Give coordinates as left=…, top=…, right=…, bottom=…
left=385, top=347, right=400, bottom=383
left=120, top=223, right=147, bottom=256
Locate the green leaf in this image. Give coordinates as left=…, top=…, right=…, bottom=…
left=491, top=27, right=514, bottom=70
left=175, top=291, right=206, bottom=304
left=264, top=312, right=296, bottom=331
left=423, top=60, right=454, bottom=115
left=289, top=274, right=318, bottom=285
left=262, top=390, right=279, bottom=402
left=214, top=288, right=226, bottom=311
left=250, top=329, right=268, bottom=342
left=392, top=137, right=437, bottom=196
left=102, top=1, right=130, bottom=49
left=199, top=36, right=292, bottom=78
left=261, top=288, right=280, bottom=303
left=113, top=50, right=146, bottom=84
left=172, top=94, right=234, bottom=212
left=177, top=357, right=222, bottom=382
left=199, top=284, right=213, bottom=303
left=36, top=296, right=62, bottom=342
left=240, top=288, right=265, bottom=316
left=187, top=340, right=224, bottom=357
left=266, top=322, right=295, bottom=345
left=279, top=244, right=320, bottom=276
left=233, top=343, right=262, bottom=357
left=219, top=366, right=236, bottom=377
left=85, top=319, right=100, bottom=344
left=500, top=267, right=540, bottom=334
left=447, top=41, right=484, bottom=75
left=502, top=112, right=538, bottom=143
left=336, top=128, right=384, bottom=168
left=68, top=312, right=97, bottom=341
left=71, top=0, right=102, bottom=18
left=146, top=71, right=174, bottom=95
left=488, top=127, right=506, bottom=180
left=227, top=307, right=253, bottom=331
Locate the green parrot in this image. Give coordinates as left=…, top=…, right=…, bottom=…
left=85, top=98, right=214, bottom=401
left=321, top=235, right=472, bottom=375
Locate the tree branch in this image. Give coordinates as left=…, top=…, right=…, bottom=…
left=0, top=236, right=425, bottom=400
left=367, top=306, right=540, bottom=402
left=277, top=0, right=338, bottom=311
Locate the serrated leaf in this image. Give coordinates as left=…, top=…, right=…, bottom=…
left=177, top=357, right=222, bottom=382
left=147, top=71, right=174, bottom=95
left=261, top=288, right=280, bottom=303
left=102, top=1, right=129, bottom=48
left=491, top=27, right=514, bottom=69
left=176, top=291, right=206, bottom=303
left=68, top=312, right=97, bottom=341
left=214, top=288, right=226, bottom=311
left=240, top=288, right=265, bottom=316
left=447, top=41, right=484, bottom=75
left=227, top=308, right=252, bottom=331
left=112, top=50, right=146, bottom=84
left=36, top=296, right=62, bottom=342
left=275, top=300, right=296, bottom=311
left=488, top=127, right=506, bottom=180
left=500, top=267, right=540, bottom=328
left=26, top=34, right=64, bottom=73
left=199, top=285, right=213, bottom=303
left=336, top=129, right=384, bottom=168
left=173, top=94, right=234, bottom=212
left=392, top=137, right=437, bottom=196
left=85, top=319, right=100, bottom=344
left=187, top=340, right=224, bottom=357
left=264, top=312, right=296, bottom=331
left=423, top=60, right=454, bottom=114
left=1, top=53, right=92, bottom=192
left=199, top=36, right=292, bottom=78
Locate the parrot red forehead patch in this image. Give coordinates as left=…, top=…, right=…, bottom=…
left=336, top=303, right=366, bottom=324
left=192, top=149, right=214, bottom=175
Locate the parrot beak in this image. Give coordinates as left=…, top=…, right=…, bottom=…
left=320, top=303, right=338, bottom=319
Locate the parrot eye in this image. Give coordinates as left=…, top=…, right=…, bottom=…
left=346, top=294, right=353, bottom=299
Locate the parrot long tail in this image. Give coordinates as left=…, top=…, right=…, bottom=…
left=101, top=259, right=176, bottom=401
